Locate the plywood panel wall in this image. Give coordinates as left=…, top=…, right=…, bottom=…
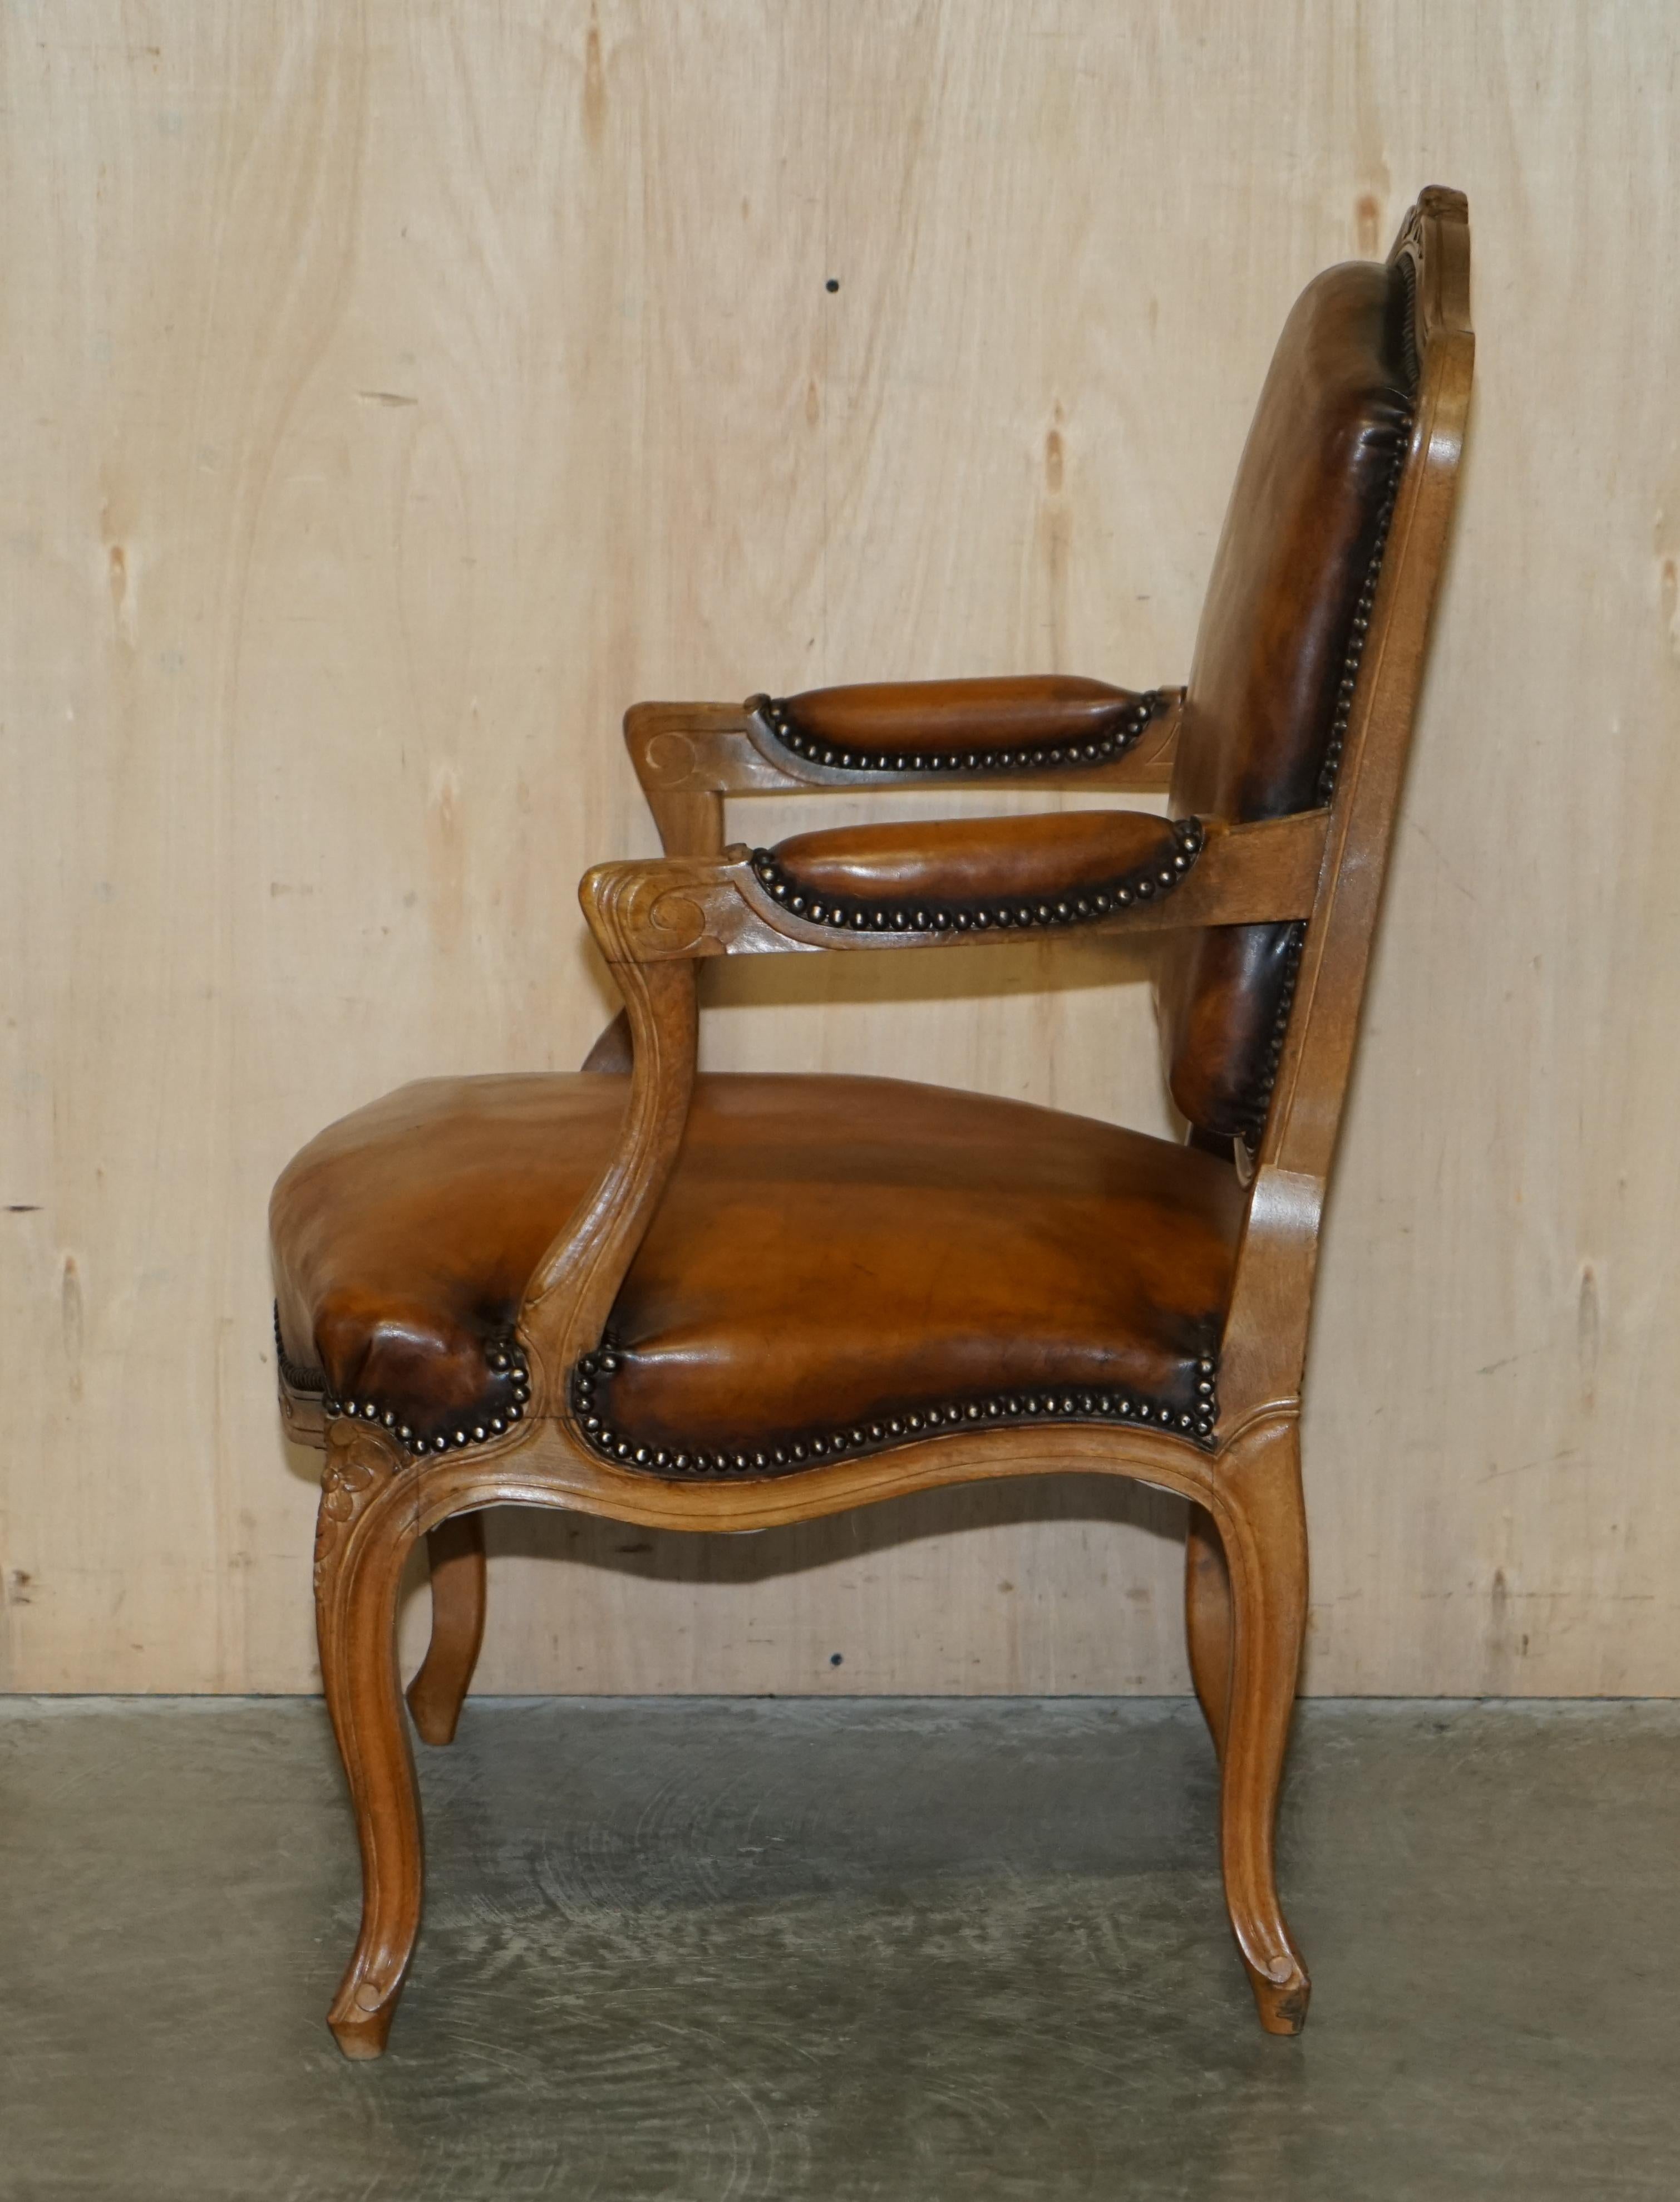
left=4, top=1, right=1678, bottom=1694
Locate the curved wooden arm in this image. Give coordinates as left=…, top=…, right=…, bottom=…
left=623, top=683, right=1185, bottom=854
left=520, top=883, right=699, bottom=1395
left=578, top=809, right=1328, bottom=965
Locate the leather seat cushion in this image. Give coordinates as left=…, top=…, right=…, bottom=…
left=272, top=1073, right=1244, bottom=1467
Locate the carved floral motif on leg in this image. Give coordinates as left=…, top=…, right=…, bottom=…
left=314, top=1427, right=400, bottom=1592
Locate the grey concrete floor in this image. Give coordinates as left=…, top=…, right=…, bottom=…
left=3, top=1697, right=1677, bottom=2200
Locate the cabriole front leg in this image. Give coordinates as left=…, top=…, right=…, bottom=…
left=1205, top=1412, right=1311, bottom=2035
left=314, top=1425, right=426, bottom=2059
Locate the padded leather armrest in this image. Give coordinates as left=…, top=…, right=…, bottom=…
left=754, top=676, right=1170, bottom=773
left=580, top=810, right=1324, bottom=965
left=752, top=810, right=1203, bottom=932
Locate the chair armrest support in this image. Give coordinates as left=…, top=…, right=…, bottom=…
left=579, top=809, right=1329, bottom=966
left=535, top=805, right=1325, bottom=1418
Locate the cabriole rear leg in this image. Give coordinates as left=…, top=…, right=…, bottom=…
left=1185, top=1500, right=1234, bottom=1759
left=406, top=1512, right=487, bottom=1746
left=1206, top=1413, right=1311, bottom=2034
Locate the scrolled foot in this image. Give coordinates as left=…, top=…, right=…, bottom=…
left=314, top=1434, right=426, bottom=2062
left=327, top=1967, right=406, bottom=2060
left=1244, top=1952, right=1311, bottom=2036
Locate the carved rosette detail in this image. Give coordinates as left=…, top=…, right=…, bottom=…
left=644, top=889, right=709, bottom=955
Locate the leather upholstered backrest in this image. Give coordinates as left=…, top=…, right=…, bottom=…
left=1156, top=258, right=1418, bottom=1143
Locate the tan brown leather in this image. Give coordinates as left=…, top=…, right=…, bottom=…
left=1157, top=259, right=1416, bottom=1141
left=755, top=809, right=1199, bottom=930
left=272, top=1071, right=1243, bottom=1456
left=762, top=675, right=1162, bottom=768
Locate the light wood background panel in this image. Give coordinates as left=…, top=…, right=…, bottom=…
left=4, top=1, right=1678, bottom=1693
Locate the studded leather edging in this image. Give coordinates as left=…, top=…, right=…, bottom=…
left=1239, top=921, right=1307, bottom=1148
left=748, top=817, right=1204, bottom=938
left=275, top=1306, right=326, bottom=1395
left=273, top=1304, right=531, bottom=1457
left=1314, top=419, right=1413, bottom=810
left=1243, top=404, right=1415, bottom=1144
left=751, top=689, right=1169, bottom=775
left=569, top=1344, right=1221, bottom=1476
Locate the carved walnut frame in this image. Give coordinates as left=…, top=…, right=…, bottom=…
left=299, top=191, right=1471, bottom=2058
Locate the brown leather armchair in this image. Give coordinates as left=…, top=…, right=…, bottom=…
left=273, top=188, right=1472, bottom=2056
